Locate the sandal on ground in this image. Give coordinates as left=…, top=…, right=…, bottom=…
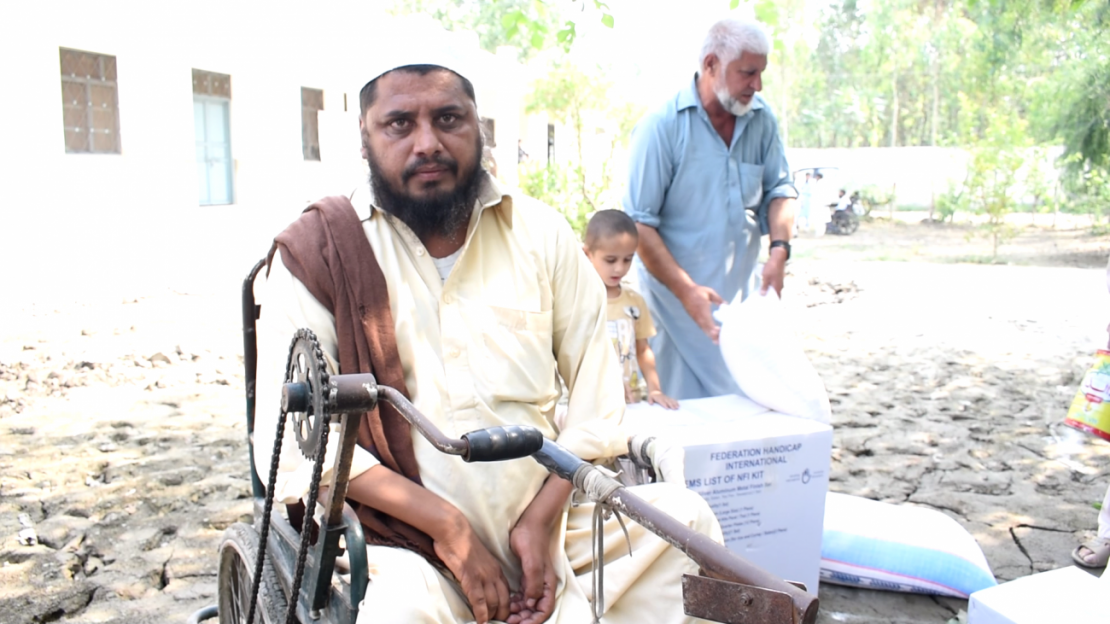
left=1071, top=537, right=1110, bottom=568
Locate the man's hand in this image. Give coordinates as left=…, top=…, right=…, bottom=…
left=679, top=284, right=724, bottom=344
left=432, top=514, right=511, bottom=624
left=760, top=247, right=788, bottom=297
left=646, top=389, right=679, bottom=410
left=507, top=517, right=558, bottom=624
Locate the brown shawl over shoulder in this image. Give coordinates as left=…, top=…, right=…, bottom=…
left=267, top=195, right=441, bottom=565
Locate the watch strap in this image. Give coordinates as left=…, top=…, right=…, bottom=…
left=769, top=239, right=791, bottom=260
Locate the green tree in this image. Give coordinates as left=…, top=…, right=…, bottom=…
left=522, top=62, right=642, bottom=237
left=388, top=0, right=566, bottom=59
left=963, top=113, right=1029, bottom=256
left=389, top=0, right=615, bottom=57
left=1057, top=58, right=1110, bottom=191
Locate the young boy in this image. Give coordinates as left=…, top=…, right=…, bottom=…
left=584, top=210, right=678, bottom=409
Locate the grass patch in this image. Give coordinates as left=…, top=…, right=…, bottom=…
left=950, top=255, right=1009, bottom=265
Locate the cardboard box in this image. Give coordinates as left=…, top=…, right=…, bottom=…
left=625, top=395, right=832, bottom=593
left=968, top=566, right=1110, bottom=623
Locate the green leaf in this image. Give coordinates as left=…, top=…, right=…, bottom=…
left=754, top=0, right=778, bottom=26
left=531, top=31, right=546, bottom=49
left=557, top=21, right=577, bottom=44
left=730, top=0, right=740, bottom=9
left=500, top=10, right=523, bottom=29
left=601, top=13, right=615, bottom=28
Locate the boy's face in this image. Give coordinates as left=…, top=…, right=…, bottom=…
left=585, top=232, right=638, bottom=289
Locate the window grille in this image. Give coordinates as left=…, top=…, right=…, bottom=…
left=302, top=87, right=324, bottom=161
left=192, top=69, right=231, bottom=98
left=60, top=48, right=121, bottom=154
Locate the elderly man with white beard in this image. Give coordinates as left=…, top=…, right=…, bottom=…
left=623, top=18, right=798, bottom=401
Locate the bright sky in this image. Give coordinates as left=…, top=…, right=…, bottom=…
left=568, top=0, right=757, bottom=106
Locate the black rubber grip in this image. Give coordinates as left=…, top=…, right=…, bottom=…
left=461, top=425, right=545, bottom=462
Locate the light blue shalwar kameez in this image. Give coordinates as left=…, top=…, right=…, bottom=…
left=622, top=76, right=797, bottom=400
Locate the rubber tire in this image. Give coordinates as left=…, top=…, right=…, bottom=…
left=217, top=522, right=288, bottom=624
left=845, top=213, right=860, bottom=234
left=832, top=211, right=858, bottom=235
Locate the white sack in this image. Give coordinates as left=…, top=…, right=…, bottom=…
left=716, top=289, right=832, bottom=423
left=823, top=492, right=997, bottom=598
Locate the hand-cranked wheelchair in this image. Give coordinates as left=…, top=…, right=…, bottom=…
left=187, top=260, right=820, bottom=624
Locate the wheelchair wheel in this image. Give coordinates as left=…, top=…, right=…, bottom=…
left=832, top=211, right=858, bottom=235
left=218, top=523, right=287, bottom=624
left=845, top=212, right=859, bottom=234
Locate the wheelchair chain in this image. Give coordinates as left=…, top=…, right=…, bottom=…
left=248, top=329, right=331, bottom=624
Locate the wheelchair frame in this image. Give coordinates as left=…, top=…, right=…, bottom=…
left=188, top=259, right=820, bottom=624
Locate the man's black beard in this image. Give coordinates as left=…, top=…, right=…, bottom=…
left=367, top=141, right=486, bottom=242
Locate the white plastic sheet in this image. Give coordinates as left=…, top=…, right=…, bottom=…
left=716, top=289, right=832, bottom=423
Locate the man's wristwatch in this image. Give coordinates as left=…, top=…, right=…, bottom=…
left=769, top=240, right=791, bottom=260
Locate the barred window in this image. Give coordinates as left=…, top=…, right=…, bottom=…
left=192, top=69, right=231, bottom=98
left=192, top=69, right=233, bottom=206
left=302, top=87, right=323, bottom=161
left=60, top=48, right=121, bottom=154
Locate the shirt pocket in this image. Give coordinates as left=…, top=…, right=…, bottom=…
left=463, top=303, right=557, bottom=406
left=739, top=163, right=765, bottom=211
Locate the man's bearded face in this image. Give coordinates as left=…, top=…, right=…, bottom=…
left=714, top=78, right=754, bottom=117
left=366, top=131, right=485, bottom=241
left=711, top=52, right=767, bottom=118
left=361, top=69, right=486, bottom=241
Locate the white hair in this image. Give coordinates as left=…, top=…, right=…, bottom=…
left=699, top=18, right=771, bottom=70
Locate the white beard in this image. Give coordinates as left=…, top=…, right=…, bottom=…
left=714, top=82, right=754, bottom=117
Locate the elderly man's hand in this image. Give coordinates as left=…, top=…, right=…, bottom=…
left=760, top=248, right=788, bottom=297
left=679, top=284, right=724, bottom=344
left=508, top=517, right=558, bottom=624
left=433, top=513, right=511, bottom=624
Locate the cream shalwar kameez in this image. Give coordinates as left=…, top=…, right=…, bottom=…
left=255, top=176, right=722, bottom=623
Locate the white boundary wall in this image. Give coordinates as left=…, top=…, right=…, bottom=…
left=786, top=146, right=1063, bottom=210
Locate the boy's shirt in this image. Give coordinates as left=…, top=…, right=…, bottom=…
left=606, top=285, right=656, bottom=401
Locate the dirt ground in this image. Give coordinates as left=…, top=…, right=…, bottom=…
left=2, top=218, right=1109, bottom=624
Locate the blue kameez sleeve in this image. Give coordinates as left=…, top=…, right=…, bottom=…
left=757, top=109, right=798, bottom=234
left=622, top=109, right=677, bottom=229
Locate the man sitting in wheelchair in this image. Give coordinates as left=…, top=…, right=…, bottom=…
left=253, top=50, right=723, bottom=624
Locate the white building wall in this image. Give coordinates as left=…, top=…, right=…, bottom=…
left=1, top=1, right=523, bottom=300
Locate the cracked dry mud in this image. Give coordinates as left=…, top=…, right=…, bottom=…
left=2, top=223, right=1109, bottom=624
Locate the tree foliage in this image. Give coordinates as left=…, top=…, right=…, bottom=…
left=388, top=0, right=613, bottom=58
left=522, top=62, right=643, bottom=237
left=768, top=0, right=1106, bottom=153
left=391, top=0, right=1110, bottom=228
left=757, top=0, right=1109, bottom=223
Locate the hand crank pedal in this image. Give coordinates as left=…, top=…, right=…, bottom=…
left=682, top=574, right=810, bottom=624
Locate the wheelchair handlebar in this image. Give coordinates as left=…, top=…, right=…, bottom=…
left=281, top=374, right=543, bottom=463
left=281, top=370, right=818, bottom=624
left=461, top=425, right=544, bottom=462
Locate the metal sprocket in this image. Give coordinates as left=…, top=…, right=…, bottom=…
left=284, top=329, right=329, bottom=458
